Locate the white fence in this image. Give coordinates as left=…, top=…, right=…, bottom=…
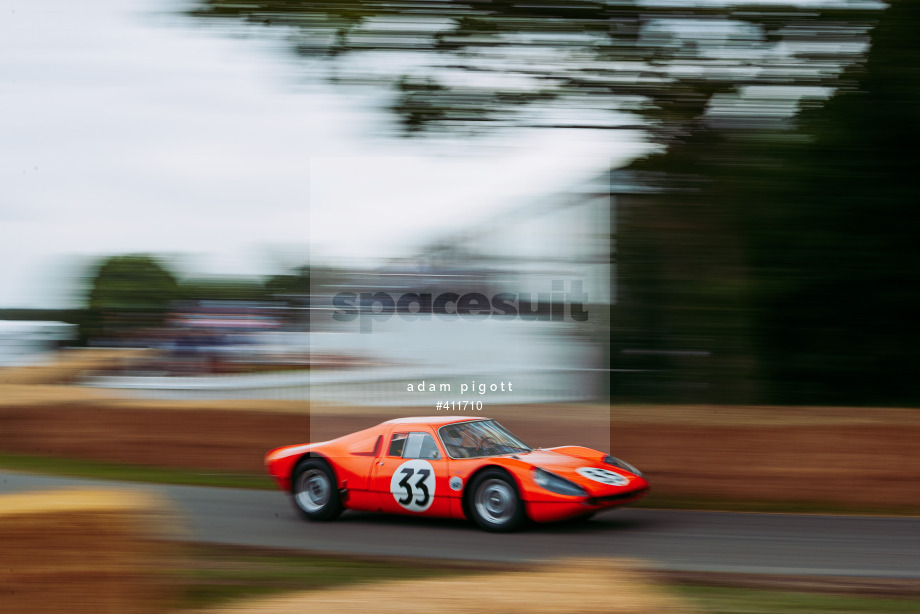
left=79, top=365, right=603, bottom=405
left=80, top=316, right=608, bottom=405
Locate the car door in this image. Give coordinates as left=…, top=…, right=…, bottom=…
left=370, top=427, right=451, bottom=517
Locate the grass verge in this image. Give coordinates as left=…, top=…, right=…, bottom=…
left=0, top=453, right=274, bottom=490
left=3, top=453, right=920, bottom=516
left=172, top=545, right=920, bottom=612
left=173, top=544, right=485, bottom=609
left=673, top=585, right=920, bottom=613
left=640, top=492, right=920, bottom=516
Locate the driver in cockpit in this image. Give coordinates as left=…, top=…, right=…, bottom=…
left=441, top=426, right=469, bottom=457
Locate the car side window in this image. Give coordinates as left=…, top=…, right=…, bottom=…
left=406, top=432, right=440, bottom=459
left=388, top=433, right=407, bottom=457
left=418, top=435, right=442, bottom=459
left=387, top=432, right=441, bottom=460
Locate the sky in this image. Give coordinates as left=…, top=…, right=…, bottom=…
left=0, top=0, right=651, bottom=309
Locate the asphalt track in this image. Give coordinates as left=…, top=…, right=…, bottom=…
left=2, top=471, right=918, bottom=578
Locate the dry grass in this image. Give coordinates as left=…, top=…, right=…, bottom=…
left=0, top=349, right=155, bottom=386
left=195, top=559, right=695, bottom=614
left=0, top=488, right=180, bottom=614
left=310, top=401, right=920, bottom=426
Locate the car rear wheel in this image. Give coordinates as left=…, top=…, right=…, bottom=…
left=468, top=469, right=526, bottom=532
left=292, top=458, right=343, bottom=521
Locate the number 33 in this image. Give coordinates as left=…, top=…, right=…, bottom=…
left=389, top=460, right=436, bottom=511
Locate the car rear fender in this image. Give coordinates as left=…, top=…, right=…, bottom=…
left=288, top=451, right=340, bottom=492
left=266, top=445, right=335, bottom=492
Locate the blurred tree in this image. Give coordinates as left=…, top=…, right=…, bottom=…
left=616, top=0, right=920, bottom=405
left=743, top=0, right=920, bottom=404
left=265, top=265, right=310, bottom=297
left=179, top=277, right=270, bottom=302
left=265, top=265, right=311, bottom=329
left=187, top=1, right=920, bottom=405
left=82, top=255, right=181, bottom=344
left=613, top=134, right=764, bottom=403
left=188, top=1, right=881, bottom=141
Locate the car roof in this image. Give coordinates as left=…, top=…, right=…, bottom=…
left=381, top=416, right=488, bottom=427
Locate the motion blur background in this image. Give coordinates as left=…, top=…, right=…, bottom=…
left=3, top=0, right=917, bottom=409
left=3, top=2, right=920, bottom=612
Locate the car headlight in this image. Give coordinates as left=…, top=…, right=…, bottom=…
left=532, top=468, right=588, bottom=497
left=604, top=455, right=643, bottom=477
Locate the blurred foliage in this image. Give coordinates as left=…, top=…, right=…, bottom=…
left=265, top=265, right=310, bottom=296
left=188, top=0, right=881, bottom=139
left=186, top=1, right=920, bottom=404
left=82, top=254, right=181, bottom=344
left=177, top=266, right=310, bottom=302
left=750, top=0, right=920, bottom=405
left=0, top=309, right=83, bottom=324
left=80, top=257, right=311, bottom=344
left=178, top=277, right=269, bottom=302
left=616, top=0, right=920, bottom=405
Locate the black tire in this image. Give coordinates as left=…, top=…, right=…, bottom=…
left=467, top=469, right=526, bottom=532
left=291, top=458, right=343, bottom=521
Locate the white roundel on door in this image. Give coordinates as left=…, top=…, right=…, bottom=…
left=390, top=459, right=436, bottom=512
left=576, top=467, right=629, bottom=486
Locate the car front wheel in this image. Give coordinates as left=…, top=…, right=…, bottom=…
left=468, top=469, right=526, bottom=532
left=292, top=458, right=343, bottom=521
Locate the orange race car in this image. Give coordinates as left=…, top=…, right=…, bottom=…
left=265, top=416, right=649, bottom=532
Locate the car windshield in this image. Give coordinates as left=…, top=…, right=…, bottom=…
left=438, top=420, right=532, bottom=458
